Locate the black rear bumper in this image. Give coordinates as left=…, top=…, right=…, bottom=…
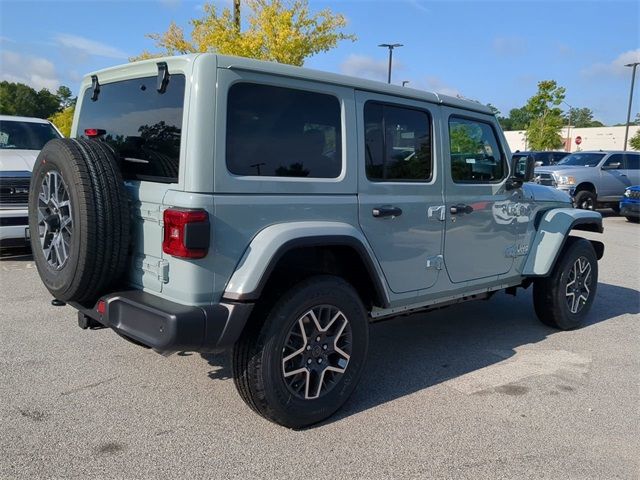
left=71, top=291, right=253, bottom=354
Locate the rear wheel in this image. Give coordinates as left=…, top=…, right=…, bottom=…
left=232, top=275, right=369, bottom=429
left=625, top=216, right=640, bottom=223
left=533, top=238, right=598, bottom=330
left=574, top=190, right=596, bottom=210
left=28, top=139, right=130, bottom=304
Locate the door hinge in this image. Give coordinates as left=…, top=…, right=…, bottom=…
left=427, top=205, right=446, bottom=221
left=137, top=257, right=170, bottom=283
left=426, top=254, right=443, bottom=270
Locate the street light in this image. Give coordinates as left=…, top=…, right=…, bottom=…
left=562, top=100, right=574, bottom=152
left=623, top=62, right=639, bottom=150
left=378, top=43, right=403, bottom=84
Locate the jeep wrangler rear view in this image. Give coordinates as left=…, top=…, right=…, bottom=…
left=28, top=54, right=604, bottom=428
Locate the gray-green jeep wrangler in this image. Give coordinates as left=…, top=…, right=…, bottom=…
left=29, top=54, right=604, bottom=428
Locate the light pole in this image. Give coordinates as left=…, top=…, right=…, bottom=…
left=623, top=62, right=639, bottom=150
left=562, top=100, right=573, bottom=152
left=378, top=43, right=403, bottom=84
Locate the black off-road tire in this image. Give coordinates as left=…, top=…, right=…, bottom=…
left=533, top=237, right=598, bottom=330
left=232, top=275, right=369, bottom=429
left=574, top=190, right=596, bottom=210
left=625, top=216, right=639, bottom=223
left=28, top=138, right=130, bottom=304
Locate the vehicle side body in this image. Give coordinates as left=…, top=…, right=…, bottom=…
left=534, top=150, right=640, bottom=210
left=0, top=115, right=62, bottom=247
left=620, top=185, right=640, bottom=222
left=64, top=54, right=604, bottom=355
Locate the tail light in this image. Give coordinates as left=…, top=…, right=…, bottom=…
left=162, top=208, right=210, bottom=259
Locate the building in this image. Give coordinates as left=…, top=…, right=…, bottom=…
left=504, top=125, right=640, bottom=153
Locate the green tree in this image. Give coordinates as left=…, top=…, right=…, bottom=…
left=629, top=129, right=640, bottom=151
left=563, top=107, right=604, bottom=128
left=0, top=81, right=62, bottom=118
left=525, top=80, right=566, bottom=150
left=49, top=106, right=74, bottom=137
left=56, top=86, right=76, bottom=109
left=131, top=0, right=355, bottom=66
left=500, top=107, right=532, bottom=131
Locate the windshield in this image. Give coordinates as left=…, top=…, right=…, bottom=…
left=557, top=153, right=604, bottom=167
left=0, top=120, right=60, bottom=150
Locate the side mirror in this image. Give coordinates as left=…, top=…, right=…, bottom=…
left=601, top=162, right=621, bottom=170
left=506, top=154, right=535, bottom=190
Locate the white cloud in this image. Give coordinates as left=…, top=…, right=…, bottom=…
left=582, top=49, right=640, bottom=77
left=340, top=54, right=404, bottom=82
left=492, top=36, right=527, bottom=56
left=422, top=76, right=460, bottom=97
left=54, top=33, right=128, bottom=59
left=0, top=50, right=60, bottom=91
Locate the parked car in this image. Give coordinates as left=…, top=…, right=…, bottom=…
left=620, top=185, right=640, bottom=222
left=513, top=150, right=570, bottom=167
left=0, top=115, right=62, bottom=247
left=28, top=54, right=604, bottom=428
left=534, top=150, right=640, bottom=210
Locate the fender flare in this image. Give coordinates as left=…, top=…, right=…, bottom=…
left=522, top=208, right=604, bottom=277
left=222, top=221, right=391, bottom=307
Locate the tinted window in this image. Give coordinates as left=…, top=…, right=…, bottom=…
left=226, top=83, right=341, bottom=178
left=551, top=152, right=569, bottom=163
left=76, top=74, right=185, bottom=183
left=0, top=120, right=60, bottom=150
left=603, top=154, right=623, bottom=168
left=364, top=102, right=432, bottom=181
left=449, top=117, right=505, bottom=183
left=557, top=153, right=604, bottom=167
left=623, top=153, right=640, bottom=170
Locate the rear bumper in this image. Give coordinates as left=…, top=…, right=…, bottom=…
left=71, top=290, right=253, bottom=354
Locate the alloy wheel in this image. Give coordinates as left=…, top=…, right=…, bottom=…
left=281, top=305, right=352, bottom=400
left=37, top=170, right=73, bottom=269
left=565, top=256, right=592, bottom=314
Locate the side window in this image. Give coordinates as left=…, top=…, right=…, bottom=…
left=364, top=102, right=432, bottom=181
left=623, top=153, right=640, bottom=170
left=449, top=117, right=506, bottom=183
left=603, top=154, right=623, bottom=168
left=226, top=83, right=342, bottom=178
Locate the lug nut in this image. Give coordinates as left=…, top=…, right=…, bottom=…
left=316, top=336, right=321, bottom=342
left=307, top=358, right=312, bottom=365
left=306, top=345, right=311, bottom=351
left=317, top=358, right=323, bottom=364
left=322, top=344, right=327, bottom=350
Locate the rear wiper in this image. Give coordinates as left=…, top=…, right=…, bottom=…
left=157, top=62, right=170, bottom=94
left=91, top=75, right=100, bottom=102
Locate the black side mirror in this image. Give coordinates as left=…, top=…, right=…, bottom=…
left=506, top=154, right=535, bottom=190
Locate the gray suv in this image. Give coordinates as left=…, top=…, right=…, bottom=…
left=534, top=151, right=640, bottom=210
left=28, top=54, right=604, bottom=428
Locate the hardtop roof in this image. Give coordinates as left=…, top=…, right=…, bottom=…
left=84, top=53, right=494, bottom=116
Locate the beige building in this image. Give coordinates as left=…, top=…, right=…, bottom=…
left=504, top=125, right=640, bottom=153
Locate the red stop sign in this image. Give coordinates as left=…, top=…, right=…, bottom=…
left=575, top=136, right=582, bottom=145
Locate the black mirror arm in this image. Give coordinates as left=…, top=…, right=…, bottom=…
left=505, top=177, right=524, bottom=190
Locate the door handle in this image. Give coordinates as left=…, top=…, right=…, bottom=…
left=450, top=204, right=474, bottom=215
left=372, top=206, right=403, bottom=218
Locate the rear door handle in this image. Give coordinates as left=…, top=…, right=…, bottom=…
left=450, top=204, right=474, bottom=215
left=372, top=206, right=403, bottom=218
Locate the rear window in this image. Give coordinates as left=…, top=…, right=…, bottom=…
left=0, top=120, right=60, bottom=150
left=226, top=83, right=342, bottom=178
left=76, top=74, right=185, bottom=183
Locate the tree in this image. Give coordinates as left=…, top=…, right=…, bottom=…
left=499, top=107, right=532, bottom=131
left=563, top=107, right=604, bottom=128
left=629, top=129, right=640, bottom=151
left=49, top=106, right=74, bottom=137
left=131, top=0, right=355, bottom=66
left=0, top=81, right=62, bottom=118
left=56, top=86, right=76, bottom=109
left=525, top=80, right=566, bottom=150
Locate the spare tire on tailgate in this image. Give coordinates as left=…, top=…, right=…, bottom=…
left=28, top=138, right=130, bottom=304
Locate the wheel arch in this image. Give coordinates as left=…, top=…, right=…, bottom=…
left=574, top=181, right=597, bottom=195
left=522, top=208, right=604, bottom=277
left=222, top=222, right=390, bottom=309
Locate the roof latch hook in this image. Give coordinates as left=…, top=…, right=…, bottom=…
left=157, top=62, right=170, bottom=94
left=90, top=75, right=100, bottom=102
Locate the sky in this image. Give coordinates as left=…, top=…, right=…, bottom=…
left=0, top=0, right=638, bottom=125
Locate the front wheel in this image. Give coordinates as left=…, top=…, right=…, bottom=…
left=232, top=275, right=369, bottom=428
left=533, top=238, right=598, bottom=330
left=574, top=190, right=596, bottom=210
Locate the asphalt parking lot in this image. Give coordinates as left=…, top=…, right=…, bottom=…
left=1, top=214, right=638, bottom=479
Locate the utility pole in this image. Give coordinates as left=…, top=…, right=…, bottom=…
left=623, top=62, right=639, bottom=150
left=378, top=43, right=403, bottom=84
left=234, top=0, right=241, bottom=33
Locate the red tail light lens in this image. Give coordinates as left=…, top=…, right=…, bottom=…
left=162, top=208, right=210, bottom=259
left=84, top=128, right=106, bottom=138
